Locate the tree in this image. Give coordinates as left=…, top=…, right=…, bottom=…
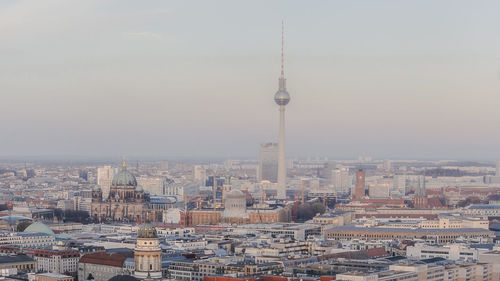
left=457, top=197, right=481, bottom=207
left=17, top=221, right=32, bottom=232
left=63, top=210, right=90, bottom=223
left=297, top=203, right=315, bottom=221
left=54, top=209, right=64, bottom=221
left=311, top=203, right=326, bottom=215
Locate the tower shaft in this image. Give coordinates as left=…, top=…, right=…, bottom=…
left=277, top=105, right=286, bottom=199
left=274, top=21, right=290, bottom=200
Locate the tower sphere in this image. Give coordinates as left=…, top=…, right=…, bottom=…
left=274, top=90, right=290, bottom=106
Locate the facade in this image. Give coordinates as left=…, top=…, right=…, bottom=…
left=337, top=263, right=494, bottom=281
left=73, top=195, right=92, bottom=213
left=369, top=184, right=390, bottom=198
left=392, top=174, right=407, bottom=197
left=258, top=143, right=279, bottom=183
left=331, top=167, right=350, bottom=194
left=224, top=262, right=283, bottom=276
left=406, top=243, right=487, bottom=262
left=33, top=248, right=80, bottom=275
left=352, top=170, right=366, bottom=200
left=0, top=232, right=55, bottom=248
left=134, top=222, right=162, bottom=280
left=29, top=273, right=74, bottom=281
left=312, top=211, right=353, bottom=226
left=0, top=255, right=37, bottom=273
left=222, top=190, right=248, bottom=222
left=180, top=210, right=222, bottom=227
left=419, top=217, right=490, bottom=229
left=464, top=204, right=500, bottom=216
left=167, top=261, right=225, bottom=281
left=78, top=252, right=127, bottom=281
left=247, top=208, right=284, bottom=224
left=193, top=165, right=207, bottom=185
left=232, top=223, right=321, bottom=241
left=325, top=226, right=493, bottom=243
left=91, top=164, right=149, bottom=222
left=136, top=177, right=166, bottom=196
left=168, top=261, right=198, bottom=281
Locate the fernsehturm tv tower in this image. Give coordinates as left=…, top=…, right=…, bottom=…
left=275, top=22, right=290, bottom=200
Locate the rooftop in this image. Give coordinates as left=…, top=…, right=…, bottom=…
left=326, top=225, right=492, bottom=233
left=79, top=252, right=127, bottom=267
left=0, top=255, right=35, bottom=264
left=36, top=273, right=73, bottom=279
left=466, top=204, right=500, bottom=209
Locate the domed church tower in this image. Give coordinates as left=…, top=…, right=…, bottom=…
left=134, top=220, right=162, bottom=280
left=91, top=159, right=148, bottom=222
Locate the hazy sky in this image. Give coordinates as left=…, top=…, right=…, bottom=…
left=2, top=0, right=500, bottom=160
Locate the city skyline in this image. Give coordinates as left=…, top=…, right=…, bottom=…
left=2, top=1, right=500, bottom=160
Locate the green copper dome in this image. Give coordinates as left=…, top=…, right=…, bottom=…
left=24, top=221, right=55, bottom=236
left=112, top=168, right=137, bottom=187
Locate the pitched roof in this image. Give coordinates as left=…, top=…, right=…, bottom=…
left=317, top=248, right=389, bottom=261
left=79, top=252, right=127, bottom=267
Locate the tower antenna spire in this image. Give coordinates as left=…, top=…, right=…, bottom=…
left=278, top=20, right=287, bottom=91
left=281, top=20, right=284, bottom=77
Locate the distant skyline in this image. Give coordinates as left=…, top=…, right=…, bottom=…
left=2, top=0, right=500, bottom=160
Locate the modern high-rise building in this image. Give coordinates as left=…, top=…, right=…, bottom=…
left=136, top=177, right=166, bottom=195
left=352, top=169, right=366, bottom=200
left=193, top=165, right=207, bottom=185
left=97, top=166, right=117, bottom=199
left=331, top=167, right=350, bottom=194
left=392, top=174, right=407, bottom=197
left=258, top=143, right=278, bottom=183
left=274, top=22, right=291, bottom=200
left=161, top=160, right=169, bottom=171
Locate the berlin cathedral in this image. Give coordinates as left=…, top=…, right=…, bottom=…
left=91, top=162, right=150, bottom=222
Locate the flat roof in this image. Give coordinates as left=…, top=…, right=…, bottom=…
left=466, top=204, right=500, bottom=209
left=37, top=273, right=73, bottom=278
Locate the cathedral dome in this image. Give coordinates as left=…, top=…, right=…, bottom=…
left=137, top=222, right=157, bottom=238
left=225, top=189, right=245, bottom=199
left=112, top=168, right=137, bottom=187
left=223, top=189, right=248, bottom=219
